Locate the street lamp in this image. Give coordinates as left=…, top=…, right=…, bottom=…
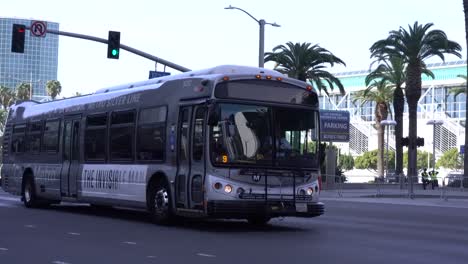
left=381, top=117, right=397, bottom=182
left=426, top=119, right=444, bottom=176
left=224, top=5, right=280, bottom=68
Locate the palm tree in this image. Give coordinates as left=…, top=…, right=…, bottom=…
left=353, top=80, right=394, bottom=178
left=264, top=42, right=346, bottom=94
left=46, top=80, right=62, bottom=100
left=370, top=22, right=461, bottom=189
left=16, top=82, right=31, bottom=101
left=449, top=74, right=466, bottom=97
left=0, top=86, right=16, bottom=109
left=365, top=56, right=434, bottom=181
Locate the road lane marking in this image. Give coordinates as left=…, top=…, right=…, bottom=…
left=0, top=247, right=8, bottom=251
left=0, top=202, right=15, bottom=208
left=24, top=225, right=36, bottom=228
left=147, top=256, right=156, bottom=258
left=52, top=261, right=71, bottom=264
left=67, top=232, right=80, bottom=236
left=122, top=241, right=137, bottom=245
left=197, top=253, right=216, bottom=258
left=0, top=196, right=20, bottom=202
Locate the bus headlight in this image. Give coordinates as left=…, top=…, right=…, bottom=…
left=236, top=187, right=245, bottom=195
left=224, top=184, right=233, bottom=193
left=213, top=182, right=222, bottom=190
left=306, top=187, right=314, bottom=195
left=298, top=189, right=306, bottom=195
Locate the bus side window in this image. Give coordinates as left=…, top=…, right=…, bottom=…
left=110, top=110, right=136, bottom=161
left=137, top=106, right=167, bottom=162
left=85, top=114, right=108, bottom=161
left=27, top=121, right=43, bottom=153
left=11, top=124, right=26, bottom=153
left=42, top=120, right=60, bottom=153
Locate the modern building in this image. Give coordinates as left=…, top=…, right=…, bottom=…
left=321, top=60, right=466, bottom=162
left=0, top=17, right=59, bottom=101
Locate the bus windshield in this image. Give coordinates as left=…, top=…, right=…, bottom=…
left=210, top=103, right=319, bottom=168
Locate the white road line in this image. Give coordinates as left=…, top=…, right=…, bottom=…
left=0, top=202, right=15, bottom=208
left=24, top=224, right=36, bottom=228
left=0, top=247, right=8, bottom=251
left=122, top=241, right=137, bottom=245
left=147, top=256, right=156, bottom=258
left=52, top=261, right=71, bottom=264
left=67, top=232, right=80, bottom=236
left=0, top=196, right=20, bottom=202
left=197, top=253, right=216, bottom=258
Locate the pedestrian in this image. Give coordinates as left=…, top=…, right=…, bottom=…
left=421, top=168, right=429, bottom=190
left=429, top=170, right=439, bottom=189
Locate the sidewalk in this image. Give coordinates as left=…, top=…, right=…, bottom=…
left=320, top=186, right=468, bottom=208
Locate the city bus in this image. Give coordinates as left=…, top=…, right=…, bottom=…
left=1, top=65, right=324, bottom=225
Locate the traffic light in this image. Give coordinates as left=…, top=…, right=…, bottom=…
left=416, top=137, right=425, bottom=147
left=11, top=24, right=26, bottom=53
left=107, top=31, right=120, bottom=59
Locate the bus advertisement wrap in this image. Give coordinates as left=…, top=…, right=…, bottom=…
left=81, top=164, right=148, bottom=202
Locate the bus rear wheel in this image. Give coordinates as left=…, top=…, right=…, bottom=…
left=148, top=179, right=172, bottom=225
left=22, top=177, right=39, bottom=208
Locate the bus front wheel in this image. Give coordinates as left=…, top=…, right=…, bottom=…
left=148, top=179, right=172, bottom=225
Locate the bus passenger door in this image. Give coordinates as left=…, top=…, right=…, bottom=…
left=176, top=105, right=207, bottom=210
left=60, top=117, right=80, bottom=198
left=188, top=106, right=207, bottom=210
left=176, top=107, right=191, bottom=209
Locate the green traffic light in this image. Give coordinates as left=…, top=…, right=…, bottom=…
left=112, top=49, right=119, bottom=56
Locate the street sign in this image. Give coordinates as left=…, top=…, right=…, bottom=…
left=460, top=145, right=465, bottom=154
left=149, top=71, right=170, bottom=79
left=320, top=110, right=350, bottom=142
left=30, top=21, right=47, bottom=37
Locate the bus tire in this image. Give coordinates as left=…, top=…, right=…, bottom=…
left=148, top=178, right=172, bottom=225
left=22, top=176, right=39, bottom=208
left=247, top=215, right=271, bottom=226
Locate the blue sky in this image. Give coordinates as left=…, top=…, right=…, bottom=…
left=2, top=0, right=466, bottom=96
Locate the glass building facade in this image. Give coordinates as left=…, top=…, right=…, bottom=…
left=320, top=61, right=467, bottom=156
left=0, top=17, right=59, bottom=101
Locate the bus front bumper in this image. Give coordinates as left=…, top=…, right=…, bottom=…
left=206, top=200, right=324, bottom=219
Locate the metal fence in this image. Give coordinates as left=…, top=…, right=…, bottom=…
left=319, top=174, right=468, bottom=201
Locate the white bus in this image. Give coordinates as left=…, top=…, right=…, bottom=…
left=1, top=65, right=324, bottom=225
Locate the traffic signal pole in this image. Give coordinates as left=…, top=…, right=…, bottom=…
left=33, top=27, right=191, bottom=73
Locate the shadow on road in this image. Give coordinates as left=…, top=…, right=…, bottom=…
left=37, top=204, right=307, bottom=233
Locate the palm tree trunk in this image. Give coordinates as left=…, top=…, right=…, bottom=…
left=393, top=87, right=405, bottom=179
left=463, top=0, right=468, bottom=182
left=406, top=64, right=422, bottom=194
left=377, top=123, right=385, bottom=178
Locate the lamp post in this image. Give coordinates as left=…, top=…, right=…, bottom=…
left=381, top=117, right=397, bottom=182
left=224, top=5, right=280, bottom=68
left=426, top=119, right=444, bottom=176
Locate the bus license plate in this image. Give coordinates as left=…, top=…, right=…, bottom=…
left=296, top=203, right=307, bottom=212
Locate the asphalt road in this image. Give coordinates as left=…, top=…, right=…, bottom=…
left=1, top=190, right=468, bottom=264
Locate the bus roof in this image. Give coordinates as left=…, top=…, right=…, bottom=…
left=8, top=65, right=310, bottom=121
left=94, top=65, right=286, bottom=94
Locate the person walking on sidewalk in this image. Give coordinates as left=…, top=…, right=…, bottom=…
left=421, top=168, right=429, bottom=190
left=429, top=170, right=439, bottom=190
